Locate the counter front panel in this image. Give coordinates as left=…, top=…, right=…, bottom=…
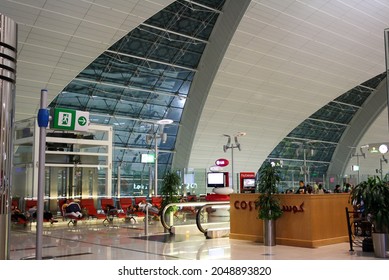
left=230, top=193, right=351, bottom=248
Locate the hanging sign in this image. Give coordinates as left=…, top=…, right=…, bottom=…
left=52, top=108, right=90, bottom=132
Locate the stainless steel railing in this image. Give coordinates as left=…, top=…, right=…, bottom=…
left=160, top=201, right=230, bottom=235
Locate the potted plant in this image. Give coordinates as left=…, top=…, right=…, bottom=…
left=160, top=170, right=181, bottom=227
left=254, top=161, right=283, bottom=246
left=350, top=176, right=389, bottom=258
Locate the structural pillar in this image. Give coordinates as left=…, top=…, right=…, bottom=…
left=0, top=14, right=17, bottom=260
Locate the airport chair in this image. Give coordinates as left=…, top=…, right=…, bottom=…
left=25, top=199, right=37, bottom=211
left=151, top=196, right=163, bottom=210
left=80, top=198, right=105, bottom=219
left=100, top=198, right=120, bottom=225
left=134, top=197, right=147, bottom=217
left=119, top=197, right=137, bottom=223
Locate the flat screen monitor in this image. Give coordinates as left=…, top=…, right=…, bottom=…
left=207, top=172, right=225, bottom=188
left=243, top=178, right=256, bottom=188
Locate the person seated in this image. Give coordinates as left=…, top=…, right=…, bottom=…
left=105, top=204, right=118, bottom=216
left=62, top=200, right=82, bottom=219
left=11, top=206, right=28, bottom=224
left=126, top=204, right=136, bottom=215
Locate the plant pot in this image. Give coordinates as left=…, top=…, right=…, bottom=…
left=263, top=219, right=276, bottom=246
left=372, top=232, right=389, bottom=258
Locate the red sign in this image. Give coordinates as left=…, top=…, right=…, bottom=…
left=215, top=158, right=229, bottom=167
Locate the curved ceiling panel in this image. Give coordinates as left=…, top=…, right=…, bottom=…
left=264, top=72, right=386, bottom=186
left=49, top=0, right=226, bottom=181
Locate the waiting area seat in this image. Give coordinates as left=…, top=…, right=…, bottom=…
left=24, top=199, right=54, bottom=223
left=345, top=207, right=373, bottom=252
left=134, top=197, right=147, bottom=217
left=100, top=198, right=120, bottom=225
left=119, top=197, right=137, bottom=223
left=151, top=196, right=162, bottom=210
left=80, top=198, right=105, bottom=219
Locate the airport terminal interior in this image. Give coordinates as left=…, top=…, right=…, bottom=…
left=2, top=0, right=389, bottom=260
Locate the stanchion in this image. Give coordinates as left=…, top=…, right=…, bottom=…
left=144, top=205, right=149, bottom=236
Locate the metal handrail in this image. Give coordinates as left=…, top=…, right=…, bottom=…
left=160, top=201, right=229, bottom=233
left=195, top=203, right=230, bottom=235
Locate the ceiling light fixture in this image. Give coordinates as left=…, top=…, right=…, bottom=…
left=379, top=144, right=388, bottom=154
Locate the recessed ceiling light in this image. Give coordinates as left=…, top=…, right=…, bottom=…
left=156, top=119, right=173, bottom=125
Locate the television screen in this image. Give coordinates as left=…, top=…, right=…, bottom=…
left=207, top=172, right=225, bottom=188
left=243, top=178, right=256, bottom=188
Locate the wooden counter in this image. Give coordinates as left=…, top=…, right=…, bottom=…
left=230, top=193, right=351, bottom=248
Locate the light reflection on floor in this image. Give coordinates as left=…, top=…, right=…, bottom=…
left=9, top=220, right=378, bottom=260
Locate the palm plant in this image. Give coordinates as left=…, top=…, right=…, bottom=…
left=255, top=161, right=283, bottom=221
left=350, top=176, right=389, bottom=233
left=160, top=170, right=181, bottom=214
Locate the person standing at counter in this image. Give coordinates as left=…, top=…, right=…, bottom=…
left=317, top=184, right=325, bottom=194
left=296, top=180, right=307, bottom=194
left=334, top=184, right=342, bottom=193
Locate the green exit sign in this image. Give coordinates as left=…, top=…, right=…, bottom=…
left=52, top=108, right=89, bottom=131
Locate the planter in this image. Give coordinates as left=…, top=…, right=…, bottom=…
left=372, top=232, right=389, bottom=258
left=263, top=219, right=276, bottom=246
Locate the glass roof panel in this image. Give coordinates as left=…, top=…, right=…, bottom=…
left=287, top=119, right=346, bottom=143
left=310, top=102, right=358, bottom=124
left=145, top=1, right=223, bottom=41
left=334, top=86, right=372, bottom=107
left=49, top=0, right=226, bottom=184
left=264, top=73, right=385, bottom=183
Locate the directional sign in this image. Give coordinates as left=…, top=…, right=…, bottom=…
left=52, top=108, right=89, bottom=132
left=74, top=111, right=89, bottom=131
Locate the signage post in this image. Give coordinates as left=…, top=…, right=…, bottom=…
left=36, top=89, right=50, bottom=260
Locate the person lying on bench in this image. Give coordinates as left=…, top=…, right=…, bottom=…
left=138, top=199, right=159, bottom=215
left=29, top=205, right=58, bottom=224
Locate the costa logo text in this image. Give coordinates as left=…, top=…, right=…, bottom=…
left=234, top=200, right=256, bottom=211
left=282, top=202, right=304, bottom=213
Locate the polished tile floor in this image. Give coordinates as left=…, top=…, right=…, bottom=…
left=8, top=218, right=380, bottom=261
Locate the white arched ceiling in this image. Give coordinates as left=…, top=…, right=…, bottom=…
left=187, top=0, right=389, bottom=176
left=1, top=0, right=389, bottom=181
left=0, top=0, right=174, bottom=120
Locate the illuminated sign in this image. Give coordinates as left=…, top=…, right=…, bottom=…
left=52, top=108, right=89, bottom=132
left=352, top=165, right=359, bottom=171
left=141, top=154, right=155, bottom=163
left=215, top=158, right=229, bottom=167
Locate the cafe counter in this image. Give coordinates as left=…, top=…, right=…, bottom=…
left=229, top=193, right=351, bottom=248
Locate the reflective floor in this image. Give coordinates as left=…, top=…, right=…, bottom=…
left=9, top=219, right=378, bottom=260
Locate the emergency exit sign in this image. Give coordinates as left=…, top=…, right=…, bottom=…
left=52, top=108, right=89, bottom=132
